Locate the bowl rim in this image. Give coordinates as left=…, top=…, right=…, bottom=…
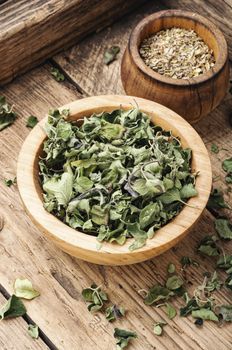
left=129, top=9, right=228, bottom=87
left=17, top=95, right=212, bottom=265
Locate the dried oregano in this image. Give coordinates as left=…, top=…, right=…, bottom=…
left=39, top=108, right=198, bottom=250
left=140, top=27, right=215, bottom=79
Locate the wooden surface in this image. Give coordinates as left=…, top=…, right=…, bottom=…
left=0, top=0, right=232, bottom=349
left=17, top=95, right=211, bottom=265
left=0, top=293, right=48, bottom=350
left=0, top=0, right=147, bottom=85
left=121, top=10, right=229, bottom=123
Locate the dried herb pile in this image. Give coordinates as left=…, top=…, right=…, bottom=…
left=39, top=108, right=198, bottom=250
left=140, top=27, right=215, bottom=79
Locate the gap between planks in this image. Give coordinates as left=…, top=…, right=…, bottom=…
left=0, top=284, right=58, bottom=350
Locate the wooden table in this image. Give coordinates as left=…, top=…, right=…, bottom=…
left=0, top=1, right=231, bottom=349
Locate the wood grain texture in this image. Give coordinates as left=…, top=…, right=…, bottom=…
left=121, top=10, right=229, bottom=123
left=0, top=1, right=232, bottom=349
left=0, top=0, right=147, bottom=85
left=17, top=95, right=212, bottom=265
left=0, top=293, right=48, bottom=350
left=0, top=64, right=231, bottom=349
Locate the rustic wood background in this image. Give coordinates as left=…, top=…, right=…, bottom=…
left=0, top=0, right=147, bottom=85
left=0, top=0, right=232, bottom=349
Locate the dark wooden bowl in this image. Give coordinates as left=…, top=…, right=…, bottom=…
left=121, top=10, right=229, bottom=124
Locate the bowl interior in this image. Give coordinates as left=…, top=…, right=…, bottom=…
left=17, top=95, right=212, bottom=264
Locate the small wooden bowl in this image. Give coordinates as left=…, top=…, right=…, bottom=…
left=17, top=95, right=212, bottom=265
left=121, top=10, right=229, bottom=123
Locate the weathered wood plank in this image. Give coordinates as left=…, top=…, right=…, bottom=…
left=0, top=293, right=48, bottom=350
left=53, top=0, right=232, bottom=96
left=0, top=0, right=147, bottom=85
left=0, top=64, right=232, bottom=349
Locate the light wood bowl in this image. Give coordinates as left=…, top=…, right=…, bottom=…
left=121, top=10, right=229, bottom=124
left=17, top=95, right=212, bottom=265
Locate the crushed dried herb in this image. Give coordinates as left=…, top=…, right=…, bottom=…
left=140, top=27, right=215, bottom=79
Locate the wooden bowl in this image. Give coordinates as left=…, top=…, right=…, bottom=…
left=121, top=10, right=229, bottom=124
left=17, top=95, right=212, bottom=265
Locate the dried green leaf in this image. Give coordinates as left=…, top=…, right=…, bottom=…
left=75, top=176, right=93, bottom=193
left=211, top=143, right=219, bottom=154
left=26, top=116, right=38, bottom=128
left=165, top=303, right=176, bottom=319
left=144, top=285, right=174, bottom=305
left=114, top=328, right=137, bottom=350
left=153, top=321, right=167, bottom=336
left=0, top=295, right=26, bottom=320
left=180, top=256, right=199, bottom=268
left=216, top=254, right=232, bottom=270
left=51, top=67, right=65, bottom=82
left=166, top=275, right=183, bottom=290
left=28, top=324, right=39, bottom=339
left=192, top=308, right=218, bottom=322
left=215, top=218, right=232, bottom=240
left=167, top=263, right=176, bottom=274
left=43, top=173, right=73, bottom=206
left=180, top=183, right=198, bottom=199
left=139, top=202, right=161, bottom=229
left=207, top=188, right=231, bottom=210
left=105, top=305, right=125, bottom=322
left=222, top=158, right=232, bottom=173
left=82, top=284, right=108, bottom=312
left=4, top=177, right=16, bottom=187
left=0, top=96, right=17, bottom=131
left=225, top=275, right=232, bottom=290
left=206, top=271, right=222, bottom=292
left=14, top=278, right=40, bottom=300
left=197, top=236, right=220, bottom=256
left=104, top=46, right=120, bottom=65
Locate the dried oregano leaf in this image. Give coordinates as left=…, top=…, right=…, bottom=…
left=51, top=67, right=65, bottom=82
left=0, top=295, right=26, bottom=320
left=153, top=321, right=167, bottom=336
left=144, top=285, right=174, bottom=305
left=192, top=309, right=218, bottom=322
left=28, top=324, right=39, bottom=339
left=82, top=284, right=108, bottom=312
left=197, top=236, right=220, bottom=256
left=0, top=96, right=17, bottom=131
left=211, top=143, right=219, bottom=154
left=167, top=263, right=176, bottom=274
left=207, top=188, right=231, bottom=210
left=215, top=218, right=232, bottom=240
left=104, top=46, right=120, bottom=65
left=114, top=328, right=137, bottom=349
left=26, top=116, right=38, bottom=128
left=165, top=303, right=176, bottom=319
left=14, top=278, right=40, bottom=300
left=105, top=305, right=125, bottom=322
